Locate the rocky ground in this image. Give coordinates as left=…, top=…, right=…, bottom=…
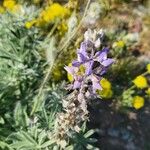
left=88, top=99, right=150, bottom=150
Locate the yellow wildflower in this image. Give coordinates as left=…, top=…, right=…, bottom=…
left=40, top=3, right=70, bottom=23
left=146, top=88, right=150, bottom=96
left=147, top=64, right=150, bottom=73
left=113, top=40, right=125, bottom=48
left=3, top=0, right=21, bottom=13
left=25, top=20, right=37, bottom=29
left=133, top=96, right=144, bottom=109
left=97, top=78, right=113, bottom=99
left=100, top=78, right=111, bottom=89
left=3, top=0, right=16, bottom=10
left=98, top=89, right=113, bottom=99
left=133, top=75, right=148, bottom=89
left=0, top=6, right=5, bottom=14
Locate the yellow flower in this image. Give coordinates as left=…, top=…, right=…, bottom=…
left=146, top=88, right=150, bottom=96
left=113, top=40, right=125, bottom=48
left=117, top=41, right=125, bottom=48
left=3, top=0, right=21, bottom=13
left=3, top=0, right=16, bottom=10
left=0, top=6, right=5, bottom=14
left=25, top=20, right=37, bottom=29
left=40, top=3, right=70, bottom=23
left=133, top=96, right=144, bottom=109
left=98, top=89, right=113, bottom=99
left=133, top=75, right=148, bottom=89
left=97, top=78, right=113, bottom=99
left=147, top=64, right=150, bottom=73
left=100, top=78, right=111, bottom=89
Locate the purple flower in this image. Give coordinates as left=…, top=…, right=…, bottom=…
left=95, top=48, right=114, bottom=67
left=64, top=66, right=77, bottom=76
left=64, top=30, right=114, bottom=97
left=72, top=42, right=114, bottom=77
left=72, top=42, right=88, bottom=67
left=73, top=76, right=83, bottom=89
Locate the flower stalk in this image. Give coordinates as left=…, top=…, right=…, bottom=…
left=54, top=29, right=114, bottom=147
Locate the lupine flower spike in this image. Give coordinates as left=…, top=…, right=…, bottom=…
left=55, top=29, right=114, bottom=147
left=65, top=29, right=114, bottom=96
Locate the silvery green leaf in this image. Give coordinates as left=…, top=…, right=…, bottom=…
left=84, top=129, right=95, bottom=138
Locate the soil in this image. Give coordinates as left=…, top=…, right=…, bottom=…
left=88, top=99, right=150, bottom=150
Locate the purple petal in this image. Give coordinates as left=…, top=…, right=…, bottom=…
left=95, top=48, right=109, bottom=62
left=78, top=42, right=88, bottom=56
left=85, top=61, right=94, bottom=75
left=72, top=60, right=81, bottom=67
left=101, top=58, right=114, bottom=67
left=93, top=81, right=102, bottom=90
left=95, top=51, right=101, bottom=57
left=64, top=66, right=75, bottom=75
left=102, top=47, right=109, bottom=53
left=73, top=80, right=82, bottom=89
left=100, top=68, right=107, bottom=75
left=91, top=75, right=102, bottom=92
left=77, top=52, right=88, bottom=62
left=97, top=51, right=107, bottom=62
left=94, top=67, right=107, bottom=76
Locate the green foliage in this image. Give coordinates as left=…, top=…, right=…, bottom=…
left=9, top=128, right=55, bottom=150
left=69, top=123, right=99, bottom=150
left=122, top=89, right=135, bottom=107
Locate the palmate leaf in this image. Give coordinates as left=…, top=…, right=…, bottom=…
left=6, top=121, right=57, bottom=150
left=9, top=131, right=37, bottom=149
left=11, top=141, right=35, bottom=150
